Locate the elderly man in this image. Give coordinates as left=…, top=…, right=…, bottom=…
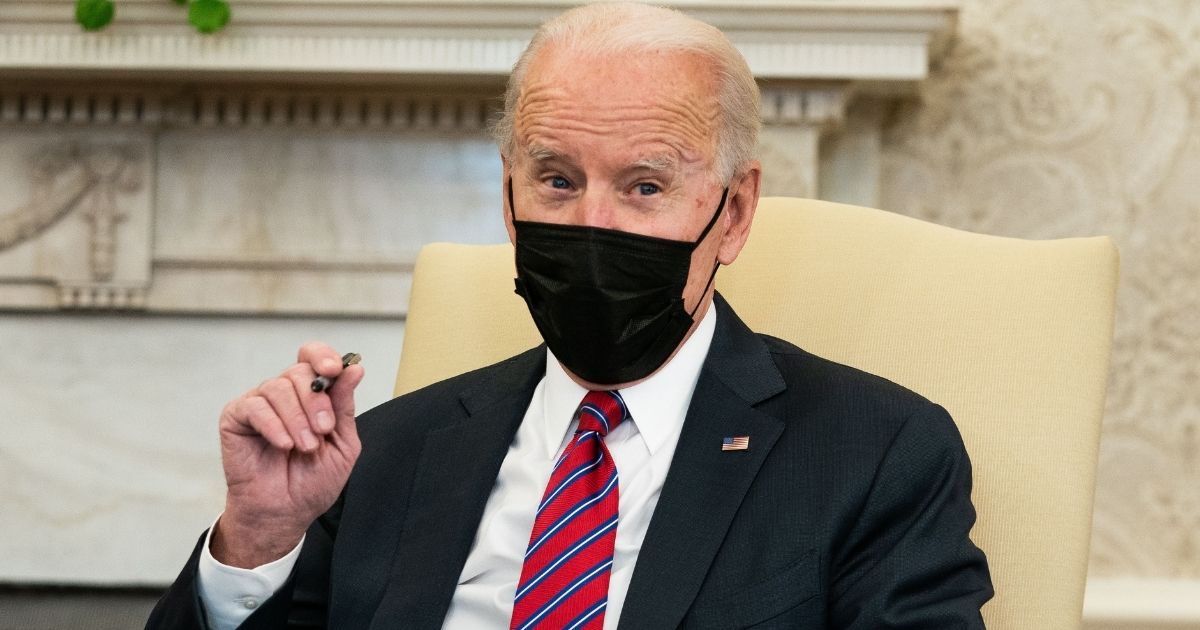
left=148, top=3, right=992, bottom=629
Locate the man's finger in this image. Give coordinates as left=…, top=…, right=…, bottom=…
left=327, top=364, right=364, bottom=438
left=297, top=341, right=344, bottom=377
left=235, top=396, right=294, bottom=451
left=283, top=364, right=338, bottom=435
left=258, top=376, right=320, bottom=453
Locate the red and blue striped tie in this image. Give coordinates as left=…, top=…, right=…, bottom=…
left=510, top=390, right=628, bottom=630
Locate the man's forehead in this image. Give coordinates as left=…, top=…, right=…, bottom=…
left=523, top=44, right=716, bottom=99
left=513, top=46, right=721, bottom=165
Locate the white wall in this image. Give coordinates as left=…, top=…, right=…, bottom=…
left=0, top=313, right=403, bottom=584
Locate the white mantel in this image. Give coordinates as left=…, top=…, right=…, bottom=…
left=1, top=1, right=955, bottom=82
left=0, top=0, right=959, bottom=588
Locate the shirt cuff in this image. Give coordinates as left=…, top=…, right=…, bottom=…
left=195, top=514, right=305, bottom=630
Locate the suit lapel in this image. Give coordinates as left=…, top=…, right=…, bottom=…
left=368, top=349, right=545, bottom=630
left=618, top=294, right=787, bottom=629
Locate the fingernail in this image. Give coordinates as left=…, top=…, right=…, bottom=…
left=301, top=429, right=319, bottom=451
left=321, top=358, right=339, bottom=373
left=316, top=410, right=333, bottom=432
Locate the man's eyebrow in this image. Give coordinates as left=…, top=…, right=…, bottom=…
left=524, top=145, right=677, bottom=172
left=526, top=144, right=564, bottom=162
left=628, top=154, right=678, bottom=172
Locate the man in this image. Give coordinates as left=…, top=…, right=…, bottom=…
left=148, top=3, right=992, bottom=629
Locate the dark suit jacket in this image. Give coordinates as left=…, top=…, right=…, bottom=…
left=148, top=294, right=992, bottom=629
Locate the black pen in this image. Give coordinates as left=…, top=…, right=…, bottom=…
left=311, top=352, right=362, bottom=392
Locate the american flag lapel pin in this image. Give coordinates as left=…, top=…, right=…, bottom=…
left=721, top=435, right=750, bottom=451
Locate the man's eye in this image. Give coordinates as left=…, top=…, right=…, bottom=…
left=636, top=183, right=661, bottom=196
left=549, top=176, right=570, bottom=189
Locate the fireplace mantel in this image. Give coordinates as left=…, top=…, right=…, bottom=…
left=1, top=1, right=956, bottom=84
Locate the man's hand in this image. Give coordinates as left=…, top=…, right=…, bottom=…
left=210, top=342, right=365, bottom=569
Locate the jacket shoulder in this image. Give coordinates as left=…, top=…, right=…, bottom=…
left=755, top=333, right=949, bottom=441
left=758, top=334, right=933, bottom=404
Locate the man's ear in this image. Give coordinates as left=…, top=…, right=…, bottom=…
left=716, top=160, right=761, bottom=265
left=501, top=155, right=516, bottom=245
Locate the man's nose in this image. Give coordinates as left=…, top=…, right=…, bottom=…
left=574, top=191, right=620, bottom=230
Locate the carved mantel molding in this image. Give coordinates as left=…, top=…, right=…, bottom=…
left=0, top=1, right=956, bottom=83
left=0, top=0, right=958, bottom=315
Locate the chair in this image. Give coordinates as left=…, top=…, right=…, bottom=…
left=394, top=196, right=1119, bottom=630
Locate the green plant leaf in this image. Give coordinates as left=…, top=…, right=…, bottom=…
left=75, top=0, right=115, bottom=31
left=188, top=0, right=230, bottom=34
left=171, top=0, right=186, bottom=5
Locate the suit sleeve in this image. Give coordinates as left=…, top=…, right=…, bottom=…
left=827, top=403, right=994, bottom=629
left=143, top=532, right=218, bottom=630
left=145, top=508, right=340, bottom=630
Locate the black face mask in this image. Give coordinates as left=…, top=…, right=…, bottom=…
left=509, top=180, right=727, bottom=385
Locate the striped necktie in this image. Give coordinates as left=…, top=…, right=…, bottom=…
left=510, top=390, right=629, bottom=630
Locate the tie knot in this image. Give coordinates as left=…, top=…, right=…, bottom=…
left=575, top=390, right=628, bottom=437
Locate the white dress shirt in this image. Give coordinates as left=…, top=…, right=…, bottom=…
left=198, top=304, right=717, bottom=630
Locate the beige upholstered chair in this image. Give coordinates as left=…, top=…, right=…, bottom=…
left=394, top=197, right=1119, bottom=630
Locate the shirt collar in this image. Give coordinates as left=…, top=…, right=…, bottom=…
left=540, top=303, right=718, bottom=458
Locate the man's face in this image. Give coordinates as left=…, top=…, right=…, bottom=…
left=503, top=44, right=759, bottom=318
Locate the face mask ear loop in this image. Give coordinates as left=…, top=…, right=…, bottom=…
left=688, top=261, right=722, bottom=319
left=692, top=187, right=729, bottom=245
left=507, top=177, right=517, bottom=222
left=684, top=186, right=729, bottom=319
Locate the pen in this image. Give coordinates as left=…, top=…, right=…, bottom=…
left=311, top=352, right=362, bottom=392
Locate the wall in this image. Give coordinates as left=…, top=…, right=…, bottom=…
left=877, top=0, right=1199, bottom=586
left=0, top=314, right=406, bottom=583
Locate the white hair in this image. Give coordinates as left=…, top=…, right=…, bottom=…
left=491, top=2, right=760, bottom=182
